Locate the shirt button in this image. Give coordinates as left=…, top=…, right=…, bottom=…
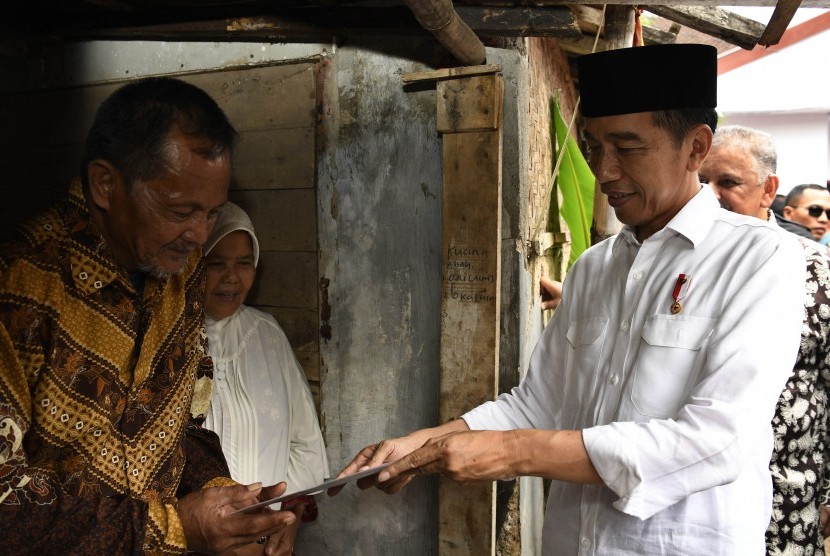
left=632, top=271, right=643, bottom=280
left=609, top=375, right=619, bottom=385
left=581, top=538, right=591, bottom=548
left=619, top=322, right=630, bottom=332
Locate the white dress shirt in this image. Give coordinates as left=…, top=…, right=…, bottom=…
left=463, top=186, right=805, bottom=555
left=204, top=305, right=329, bottom=490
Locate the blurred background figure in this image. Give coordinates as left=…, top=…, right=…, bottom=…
left=782, top=183, right=830, bottom=242
left=202, top=202, right=329, bottom=553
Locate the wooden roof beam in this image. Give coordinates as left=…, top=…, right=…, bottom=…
left=644, top=5, right=766, bottom=50
left=758, top=0, right=804, bottom=46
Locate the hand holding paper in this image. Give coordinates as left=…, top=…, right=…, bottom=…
left=231, top=464, right=392, bottom=515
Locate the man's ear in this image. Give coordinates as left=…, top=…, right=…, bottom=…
left=760, top=175, right=780, bottom=209
left=783, top=205, right=795, bottom=219
left=686, top=124, right=714, bottom=172
left=86, top=159, right=118, bottom=211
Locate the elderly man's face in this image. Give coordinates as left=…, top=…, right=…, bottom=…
left=100, top=126, right=231, bottom=277
left=784, top=188, right=830, bottom=241
left=698, top=143, right=775, bottom=219
left=584, top=112, right=707, bottom=242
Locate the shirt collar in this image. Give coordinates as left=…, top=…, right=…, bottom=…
left=615, top=185, right=719, bottom=252
left=64, top=178, right=138, bottom=296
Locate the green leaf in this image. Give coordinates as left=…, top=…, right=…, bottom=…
left=552, top=98, right=594, bottom=268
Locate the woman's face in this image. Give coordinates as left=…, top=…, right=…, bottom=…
left=203, top=230, right=256, bottom=320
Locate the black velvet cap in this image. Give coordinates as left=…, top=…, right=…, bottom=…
left=577, top=44, right=717, bottom=118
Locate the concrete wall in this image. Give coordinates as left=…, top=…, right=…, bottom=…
left=310, top=39, right=446, bottom=555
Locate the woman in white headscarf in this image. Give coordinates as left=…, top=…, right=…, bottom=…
left=202, top=202, right=329, bottom=552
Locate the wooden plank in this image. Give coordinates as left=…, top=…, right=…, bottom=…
left=436, top=74, right=502, bottom=133
left=233, top=127, right=315, bottom=190
left=645, top=5, right=765, bottom=50
left=758, top=0, right=803, bottom=46
left=228, top=188, right=317, bottom=252
left=255, top=306, right=319, bottom=353
left=249, top=251, right=317, bottom=309
left=402, top=64, right=501, bottom=84
left=185, top=64, right=316, bottom=132
left=438, top=77, right=503, bottom=556
left=455, top=6, right=582, bottom=38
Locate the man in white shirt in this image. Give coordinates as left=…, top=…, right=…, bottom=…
left=335, top=44, right=805, bottom=554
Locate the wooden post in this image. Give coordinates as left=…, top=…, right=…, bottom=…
left=403, top=65, right=503, bottom=556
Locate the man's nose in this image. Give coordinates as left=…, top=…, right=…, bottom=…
left=183, top=216, right=211, bottom=247
left=593, top=151, right=622, bottom=183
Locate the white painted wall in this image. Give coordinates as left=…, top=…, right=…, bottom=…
left=720, top=112, right=830, bottom=193
left=716, top=8, right=830, bottom=194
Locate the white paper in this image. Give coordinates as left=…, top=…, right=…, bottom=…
left=230, top=463, right=392, bottom=515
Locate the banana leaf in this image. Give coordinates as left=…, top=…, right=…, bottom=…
left=552, top=98, right=595, bottom=268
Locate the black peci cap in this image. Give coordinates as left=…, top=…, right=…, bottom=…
left=577, top=44, right=717, bottom=118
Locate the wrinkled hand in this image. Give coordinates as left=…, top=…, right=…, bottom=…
left=540, top=276, right=563, bottom=311
left=327, top=434, right=428, bottom=496
left=375, top=430, right=519, bottom=494
left=217, top=497, right=304, bottom=556
left=821, top=504, right=830, bottom=539
left=177, top=482, right=296, bottom=554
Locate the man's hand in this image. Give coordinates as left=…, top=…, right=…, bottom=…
left=540, top=276, right=563, bottom=311
left=374, top=430, right=520, bottom=494
left=177, top=482, right=296, bottom=554
left=326, top=434, right=426, bottom=496
left=328, top=420, right=471, bottom=496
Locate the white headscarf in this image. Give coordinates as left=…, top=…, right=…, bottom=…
left=204, top=201, right=260, bottom=267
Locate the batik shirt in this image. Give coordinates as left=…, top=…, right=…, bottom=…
left=0, top=180, right=230, bottom=555
left=767, top=236, right=830, bottom=556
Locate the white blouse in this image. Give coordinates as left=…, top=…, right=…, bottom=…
left=204, top=305, right=329, bottom=490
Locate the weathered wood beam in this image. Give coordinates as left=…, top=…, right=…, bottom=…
left=558, top=24, right=677, bottom=56
left=758, top=0, right=803, bottom=46
left=604, top=5, right=637, bottom=49
left=6, top=6, right=585, bottom=42
left=569, top=5, right=679, bottom=44
left=571, top=5, right=674, bottom=39
left=456, top=6, right=582, bottom=38
left=645, top=5, right=766, bottom=50
left=504, top=0, right=829, bottom=6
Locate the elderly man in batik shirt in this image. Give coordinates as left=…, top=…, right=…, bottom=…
left=0, top=77, right=296, bottom=555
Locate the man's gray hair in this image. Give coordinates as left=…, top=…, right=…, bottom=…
left=711, top=125, right=777, bottom=185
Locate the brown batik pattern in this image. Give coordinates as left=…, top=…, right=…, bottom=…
left=0, top=180, right=228, bottom=555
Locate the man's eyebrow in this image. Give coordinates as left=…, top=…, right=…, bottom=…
left=582, top=130, right=645, bottom=142
left=608, top=131, right=644, bottom=142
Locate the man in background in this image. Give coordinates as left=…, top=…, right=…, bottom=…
left=0, top=77, right=295, bottom=554
left=783, top=183, right=830, bottom=242
left=699, top=124, right=830, bottom=555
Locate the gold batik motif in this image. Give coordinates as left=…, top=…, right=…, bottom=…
left=0, top=179, right=215, bottom=555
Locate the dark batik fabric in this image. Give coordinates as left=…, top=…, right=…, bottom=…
left=767, top=238, right=830, bottom=556
left=0, top=180, right=230, bottom=555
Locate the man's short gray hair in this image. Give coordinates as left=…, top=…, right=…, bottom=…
left=712, top=125, right=777, bottom=185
